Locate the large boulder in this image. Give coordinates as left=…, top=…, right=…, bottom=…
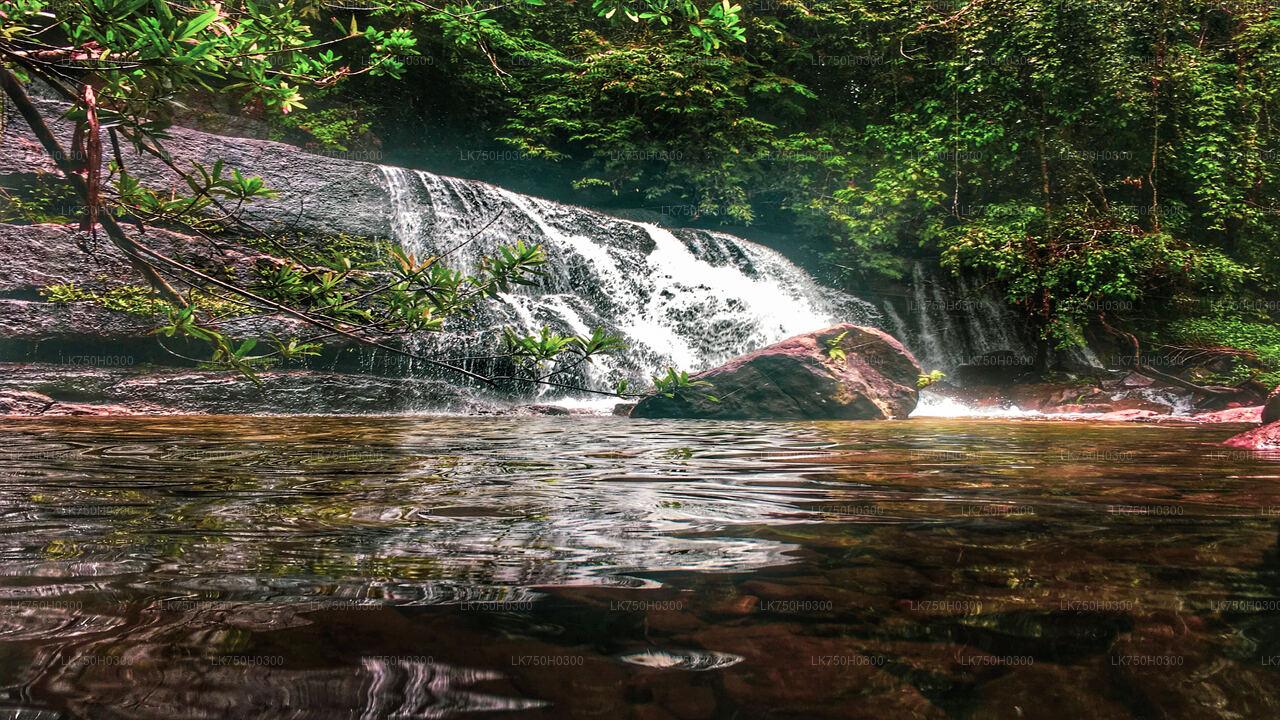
left=1263, top=386, right=1280, bottom=425
left=629, top=324, right=922, bottom=420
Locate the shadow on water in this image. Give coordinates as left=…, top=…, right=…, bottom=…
left=1, top=416, right=1279, bottom=718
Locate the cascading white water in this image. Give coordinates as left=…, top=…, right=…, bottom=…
left=884, top=261, right=1103, bottom=373
left=882, top=262, right=1035, bottom=372
left=377, top=167, right=879, bottom=397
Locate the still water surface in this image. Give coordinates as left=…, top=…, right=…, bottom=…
left=1, top=416, right=1278, bottom=719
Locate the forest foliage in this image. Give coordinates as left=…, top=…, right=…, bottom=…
left=311, top=0, right=1280, bottom=366
left=3, top=0, right=1280, bottom=378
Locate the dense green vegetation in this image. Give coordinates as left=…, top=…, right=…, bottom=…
left=3, top=0, right=1279, bottom=383
left=1, top=0, right=680, bottom=387
left=297, top=0, right=1280, bottom=373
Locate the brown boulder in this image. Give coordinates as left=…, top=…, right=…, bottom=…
left=1263, top=386, right=1280, bottom=424
left=630, top=324, right=922, bottom=420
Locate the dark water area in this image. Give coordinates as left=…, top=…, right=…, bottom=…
left=1, top=416, right=1279, bottom=719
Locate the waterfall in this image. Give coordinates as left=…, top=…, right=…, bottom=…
left=884, top=261, right=1102, bottom=374
left=878, top=262, right=1034, bottom=372
left=376, top=167, right=880, bottom=397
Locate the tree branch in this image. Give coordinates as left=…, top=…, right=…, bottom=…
left=1, top=64, right=187, bottom=305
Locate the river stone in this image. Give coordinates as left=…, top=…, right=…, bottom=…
left=1223, top=421, right=1280, bottom=450
left=630, top=324, right=922, bottom=420
left=1263, top=386, right=1280, bottom=424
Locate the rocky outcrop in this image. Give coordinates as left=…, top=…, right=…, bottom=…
left=0, top=363, right=485, bottom=415
left=0, top=223, right=377, bottom=364
left=0, top=222, right=271, bottom=296
left=4, top=92, right=885, bottom=405
left=1223, top=422, right=1280, bottom=450
left=3, top=91, right=394, bottom=239
left=0, top=389, right=57, bottom=415
left=630, top=324, right=922, bottom=420
left=0, top=298, right=346, bottom=350
left=1263, top=386, right=1280, bottom=425
left=0, top=389, right=145, bottom=416
left=1042, top=397, right=1174, bottom=415
left=0, top=300, right=159, bottom=343
left=1188, top=405, right=1263, bottom=423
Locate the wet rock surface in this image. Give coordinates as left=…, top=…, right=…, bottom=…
left=948, top=350, right=1037, bottom=386
left=0, top=363, right=484, bottom=415
left=931, top=376, right=1270, bottom=422
left=1188, top=405, right=1263, bottom=424
left=0, top=298, right=353, bottom=352
left=1222, top=421, right=1280, bottom=450
left=0, top=388, right=144, bottom=416
left=0, top=222, right=268, bottom=296
left=0, top=222, right=375, bottom=368
left=3, top=92, right=394, bottom=239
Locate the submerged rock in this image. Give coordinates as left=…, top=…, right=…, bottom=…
left=630, top=324, right=922, bottom=420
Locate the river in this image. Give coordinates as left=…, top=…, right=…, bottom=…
left=1, top=416, right=1277, bottom=718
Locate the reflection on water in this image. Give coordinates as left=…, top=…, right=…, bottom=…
left=0, top=416, right=1278, bottom=718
